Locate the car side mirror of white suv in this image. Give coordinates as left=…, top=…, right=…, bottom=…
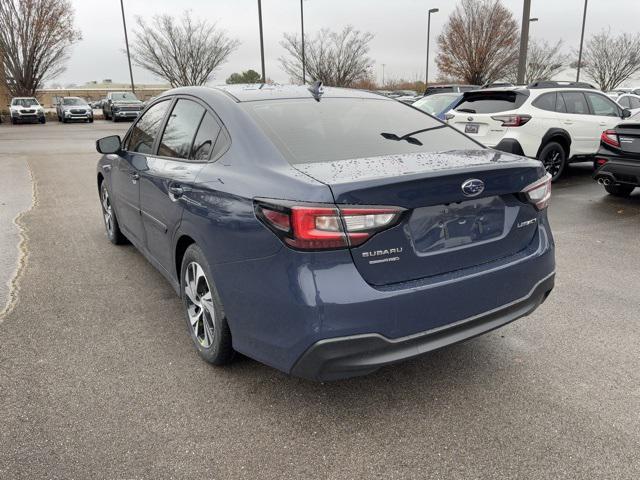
left=622, top=109, right=632, bottom=119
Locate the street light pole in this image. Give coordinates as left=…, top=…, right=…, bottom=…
left=516, top=0, right=532, bottom=85
left=576, top=0, right=588, bottom=82
left=257, top=0, right=266, bottom=83
left=120, top=0, right=135, bottom=93
left=425, top=8, right=439, bottom=87
left=300, top=0, right=306, bottom=84
left=382, top=64, right=386, bottom=86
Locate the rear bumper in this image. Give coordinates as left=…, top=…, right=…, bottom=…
left=493, top=138, right=525, bottom=156
left=594, top=158, right=640, bottom=186
left=291, top=272, right=554, bottom=381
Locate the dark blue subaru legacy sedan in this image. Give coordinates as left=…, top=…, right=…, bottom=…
left=95, top=84, right=555, bottom=381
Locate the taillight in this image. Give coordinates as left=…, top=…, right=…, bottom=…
left=255, top=200, right=404, bottom=250
left=521, top=173, right=552, bottom=210
left=491, top=114, right=531, bottom=127
left=601, top=130, right=620, bottom=148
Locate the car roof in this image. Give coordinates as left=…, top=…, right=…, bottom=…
left=213, top=84, right=384, bottom=102
left=12, top=97, right=37, bottom=100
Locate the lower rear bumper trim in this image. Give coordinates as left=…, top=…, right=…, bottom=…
left=291, top=272, right=555, bottom=381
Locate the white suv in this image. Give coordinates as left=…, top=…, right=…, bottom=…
left=10, top=97, right=46, bottom=125
left=445, top=81, right=632, bottom=180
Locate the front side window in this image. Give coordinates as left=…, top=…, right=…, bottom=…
left=585, top=92, right=620, bottom=117
left=127, top=100, right=170, bottom=154
left=630, top=97, right=640, bottom=109
left=157, top=99, right=205, bottom=159
left=560, top=92, right=589, bottom=115
left=244, top=98, right=479, bottom=165
left=618, top=96, right=631, bottom=108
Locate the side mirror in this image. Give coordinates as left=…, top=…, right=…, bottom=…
left=96, top=135, right=122, bottom=154
left=622, top=108, right=632, bottom=118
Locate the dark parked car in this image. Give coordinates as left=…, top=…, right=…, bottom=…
left=95, top=85, right=555, bottom=381
left=593, top=120, right=640, bottom=196
left=102, top=91, right=144, bottom=121
left=56, top=97, right=94, bottom=123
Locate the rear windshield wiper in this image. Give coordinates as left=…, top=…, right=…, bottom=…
left=381, top=125, right=447, bottom=146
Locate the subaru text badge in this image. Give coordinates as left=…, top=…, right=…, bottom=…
left=461, top=179, right=485, bottom=197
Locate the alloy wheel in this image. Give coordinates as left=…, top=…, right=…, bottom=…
left=543, top=148, right=563, bottom=179
left=101, top=184, right=114, bottom=236
left=184, top=262, right=216, bottom=348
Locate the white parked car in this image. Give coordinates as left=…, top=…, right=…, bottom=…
left=615, top=94, right=640, bottom=116
left=10, top=97, right=46, bottom=125
left=445, top=81, right=632, bottom=180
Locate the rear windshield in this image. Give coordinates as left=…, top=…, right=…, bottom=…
left=454, top=91, right=528, bottom=114
left=243, top=98, right=480, bottom=164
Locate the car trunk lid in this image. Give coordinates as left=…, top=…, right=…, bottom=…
left=295, top=150, right=545, bottom=285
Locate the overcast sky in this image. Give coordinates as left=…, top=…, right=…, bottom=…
left=58, top=0, right=640, bottom=87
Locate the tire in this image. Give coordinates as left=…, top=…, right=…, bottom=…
left=112, top=112, right=118, bottom=122
left=180, top=244, right=234, bottom=366
left=538, top=141, right=567, bottom=182
left=11, top=117, right=17, bottom=125
left=99, top=181, right=127, bottom=245
left=604, top=183, right=635, bottom=197
left=89, top=117, right=94, bottom=123
left=40, top=117, right=46, bottom=124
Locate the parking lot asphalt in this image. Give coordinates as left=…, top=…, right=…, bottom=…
left=1, top=121, right=639, bottom=479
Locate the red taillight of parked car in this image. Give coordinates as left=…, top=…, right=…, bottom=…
left=255, top=201, right=405, bottom=250
left=521, top=173, right=552, bottom=211
left=601, top=130, right=620, bottom=148
left=491, top=114, right=531, bottom=127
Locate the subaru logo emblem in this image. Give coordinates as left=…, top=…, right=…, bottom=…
left=461, top=178, right=485, bottom=197
left=467, top=116, right=474, bottom=122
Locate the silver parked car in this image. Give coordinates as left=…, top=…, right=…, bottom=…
left=56, top=97, right=94, bottom=123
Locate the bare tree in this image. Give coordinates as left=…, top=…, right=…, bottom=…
left=280, top=26, right=374, bottom=87
left=583, top=30, right=640, bottom=91
left=506, top=39, right=569, bottom=84
left=436, top=0, right=519, bottom=85
left=0, top=0, right=80, bottom=96
left=131, top=12, right=239, bottom=87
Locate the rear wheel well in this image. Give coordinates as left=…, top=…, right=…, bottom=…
left=538, top=134, right=570, bottom=159
left=175, top=235, right=196, bottom=284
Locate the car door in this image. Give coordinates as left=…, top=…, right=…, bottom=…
left=559, top=91, right=593, bottom=155
left=139, top=97, right=221, bottom=273
left=110, top=99, right=171, bottom=245
left=584, top=91, right=624, bottom=152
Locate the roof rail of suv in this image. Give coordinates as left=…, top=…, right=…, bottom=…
left=527, top=80, right=596, bottom=89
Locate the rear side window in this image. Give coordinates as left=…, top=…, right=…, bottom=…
left=585, top=93, right=620, bottom=117
left=619, top=96, right=631, bottom=108
left=191, top=113, right=221, bottom=161
left=454, top=91, right=528, bottom=114
left=158, top=99, right=205, bottom=159
left=532, top=92, right=556, bottom=111
left=630, top=97, right=640, bottom=109
left=243, top=98, right=479, bottom=164
left=127, top=100, right=170, bottom=154
left=560, top=92, right=589, bottom=115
